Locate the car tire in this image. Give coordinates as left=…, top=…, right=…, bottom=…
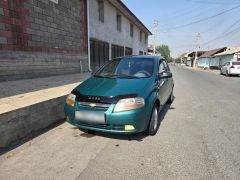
left=167, top=89, right=174, bottom=104
left=220, top=70, right=223, bottom=75
left=146, top=105, right=159, bottom=136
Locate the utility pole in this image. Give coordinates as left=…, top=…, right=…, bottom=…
left=193, top=32, right=200, bottom=68
left=153, top=20, right=159, bottom=54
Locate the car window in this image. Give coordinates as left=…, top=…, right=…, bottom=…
left=159, top=60, right=169, bottom=74
left=232, top=62, right=240, bottom=65
left=95, top=57, right=154, bottom=78
left=162, top=60, right=170, bottom=71
left=159, top=61, right=165, bottom=74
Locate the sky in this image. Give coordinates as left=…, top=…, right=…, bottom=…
left=122, top=0, right=240, bottom=58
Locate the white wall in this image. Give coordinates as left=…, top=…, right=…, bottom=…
left=89, top=0, right=148, bottom=56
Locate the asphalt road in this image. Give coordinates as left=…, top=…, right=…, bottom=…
left=0, top=66, right=240, bottom=180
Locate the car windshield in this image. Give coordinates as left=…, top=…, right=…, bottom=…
left=94, top=57, right=154, bottom=78
left=232, top=62, right=240, bottom=65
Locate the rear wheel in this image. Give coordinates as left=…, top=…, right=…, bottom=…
left=146, top=105, right=159, bottom=136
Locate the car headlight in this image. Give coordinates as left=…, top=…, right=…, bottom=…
left=113, top=97, right=145, bottom=112
left=66, top=93, right=76, bottom=107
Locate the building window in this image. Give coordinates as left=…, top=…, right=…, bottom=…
left=130, top=23, right=133, bottom=37
left=145, top=34, right=147, bottom=44
left=90, top=39, right=109, bottom=71
left=98, top=0, right=104, bottom=22
left=117, top=14, right=122, bottom=32
left=139, top=51, right=143, bottom=55
left=140, top=31, right=142, bottom=42
left=112, top=44, right=124, bottom=58
left=125, top=47, right=133, bottom=56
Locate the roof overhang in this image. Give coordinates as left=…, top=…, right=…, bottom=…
left=214, top=47, right=240, bottom=57
left=108, top=0, right=152, bottom=35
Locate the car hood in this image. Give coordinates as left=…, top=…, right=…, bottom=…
left=74, top=77, right=152, bottom=97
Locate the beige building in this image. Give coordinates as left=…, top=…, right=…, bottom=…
left=89, top=0, right=152, bottom=70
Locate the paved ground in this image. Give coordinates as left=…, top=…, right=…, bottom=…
left=0, top=66, right=240, bottom=180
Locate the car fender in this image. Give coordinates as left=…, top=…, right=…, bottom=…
left=142, top=88, right=159, bottom=130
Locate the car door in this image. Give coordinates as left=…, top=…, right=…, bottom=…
left=157, top=59, right=169, bottom=106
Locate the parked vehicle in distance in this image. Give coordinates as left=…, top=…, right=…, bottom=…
left=65, top=55, right=174, bottom=136
left=220, top=60, right=240, bottom=76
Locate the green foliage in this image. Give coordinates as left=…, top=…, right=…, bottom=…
left=168, top=57, right=174, bottom=63
left=156, top=45, right=171, bottom=61
left=175, top=58, right=181, bottom=63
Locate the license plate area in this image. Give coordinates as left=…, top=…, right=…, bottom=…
left=75, top=111, right=105, bottom=124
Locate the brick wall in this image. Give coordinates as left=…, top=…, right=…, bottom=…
left=0, top=0, right=88, bottom=81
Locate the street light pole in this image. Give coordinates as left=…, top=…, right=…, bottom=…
left=153, top=20, right=159, bottom=54
left=193, top=32, right=200, bottom=68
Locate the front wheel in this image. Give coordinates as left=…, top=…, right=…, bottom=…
left=146, top=105, right=159, bottom=136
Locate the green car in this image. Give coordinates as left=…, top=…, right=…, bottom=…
left=65, top=55, right=174, bottom=135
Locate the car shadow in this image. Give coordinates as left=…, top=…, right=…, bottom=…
left=78, top=96, right=176, bottom=142
left=220, top=74, right=240, bottom=78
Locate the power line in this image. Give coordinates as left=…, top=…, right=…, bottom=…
left=187, top=0, right=239, bottom=5
left=202, top=25, right=240, bottom=45
left=160, top=5, right=221, bottom=33
left=169, top=4, right=203, bottom=19
left=222, top=18, right=240, bottom=35
left=166, top=4, right=240, bottom=31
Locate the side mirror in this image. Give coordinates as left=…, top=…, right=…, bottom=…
left=159, top=72, right=172, bottom=79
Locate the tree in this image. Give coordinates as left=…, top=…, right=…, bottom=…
left=175, top=58, right=181, bottom=63
left=156, top=45, right=171, bottom=62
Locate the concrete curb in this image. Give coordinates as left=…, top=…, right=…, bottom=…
left=0, top=95, right=67, bottom=148
left=175, top=65, right=220, bottom=74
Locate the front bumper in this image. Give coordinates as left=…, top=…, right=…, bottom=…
left=65, top=102, right=149, bottom=134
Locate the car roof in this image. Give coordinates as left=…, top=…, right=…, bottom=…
left=112, top=55, right=164, bottom=61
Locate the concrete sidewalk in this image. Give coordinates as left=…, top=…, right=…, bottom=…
left=0, top=73, right=90, bottom=115
left=0, top=73, right=90, bottom=99
left=0, top=73, right=90, bottom=149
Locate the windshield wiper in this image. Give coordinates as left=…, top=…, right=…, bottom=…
left=93, top=75, right=105, bottom=78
